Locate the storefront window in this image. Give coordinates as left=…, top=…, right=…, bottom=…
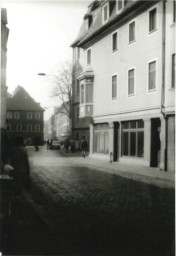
left=94, top=123, right=109, bottom=154
left=122, top=120, right=144, bottom=157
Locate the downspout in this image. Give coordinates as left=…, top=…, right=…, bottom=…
left=161, top=0, right=167, bottom=171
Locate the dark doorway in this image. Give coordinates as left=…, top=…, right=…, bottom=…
left=150, top=118, right=161, bottom=167
left=113, top=122, right=119, bottom=161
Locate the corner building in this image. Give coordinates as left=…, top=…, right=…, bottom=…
left=71, top=0, right=175, bottom=171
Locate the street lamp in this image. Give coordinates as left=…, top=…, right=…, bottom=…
left=37, top=73, right=46, bottom=76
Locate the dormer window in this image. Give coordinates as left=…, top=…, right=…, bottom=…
left=117, top=0, right=124, bottom=12
left=102, top=3, right=109, bottom=23
left=84, top=14, right=92, bottom=29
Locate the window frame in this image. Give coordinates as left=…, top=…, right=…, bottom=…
left=16, top=124, right=22, bottom=131
left=149, top=8, right=157, bottom=33
left=148, top=59, right=157, bottom=92
left=34, top=124, right=40, bottom=132
left=172, top=53, right=175, bottom=88
left=27, top=124, right=32, bottom=132
left=174, top=0, right=176, bottom=22
left=76, top=79, right=80, bottom=94
left=7, top=111, right=13, bottom=119
left=35, top=112, right=40, bottom=120
left=87, top=48, right=91, bottom=66
left=111, top=73, right=118, bottom=100
left=102, top=3, right=109, bottom=24
left=128, top=20, right=136, bottom=44
left=14, top=111, right=20, bottom=120
left=116, top=0, right=124, bottom=13
left=121, top=120, right=144, bottom=158
left=112, top=30, right=118, bottom=52
left=27, top=112, right=33, bottom=120
left=6, top=124, right=11, bottom=131
left=127, top=67, right=135, bottom=97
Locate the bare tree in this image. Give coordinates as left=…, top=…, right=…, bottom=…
left=51, top=62, right=72, bottom=118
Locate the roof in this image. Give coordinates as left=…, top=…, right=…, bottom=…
left=7, top=86, right=44, bottom=111
left=71, top=0, right=159, bottom=48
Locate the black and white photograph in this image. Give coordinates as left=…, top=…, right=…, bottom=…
left=0, top=0, right=175, bottom=255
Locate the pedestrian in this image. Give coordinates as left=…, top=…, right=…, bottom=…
left=9, top=136, right=30, bottom=197
left=64, top=139, right=69, bottom=153
left=81, top=136, right=87, bottom=158
left=50, top=138, right=53, bottom=149
left=47, top=139, right=50, bottom=149
left=34, top=137, right=39, bottom=151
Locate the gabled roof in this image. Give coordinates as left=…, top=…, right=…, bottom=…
left=7, top=86, right=44, bottom=111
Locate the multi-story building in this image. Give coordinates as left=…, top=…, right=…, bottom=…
left=1, top=8, right=9, bottom=129
left=71, top=0, right=175, bottom=171
left=6, top=86, right=44, bottom=145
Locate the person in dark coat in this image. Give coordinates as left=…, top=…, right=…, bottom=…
left=34, top=137, right=39, bottom=151
left=10, top=136, right=30, bottom=196
left=80, top=136, right=87, bottom=158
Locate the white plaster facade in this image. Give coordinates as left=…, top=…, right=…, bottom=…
left=71, top=0, right=175, bottom=171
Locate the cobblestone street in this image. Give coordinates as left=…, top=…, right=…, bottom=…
left=6, top=147, right=175, bottom=256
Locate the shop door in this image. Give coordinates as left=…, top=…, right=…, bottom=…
left=113, top=122, right=119, bottom=161
left=150, top=118, right=161, bottom=167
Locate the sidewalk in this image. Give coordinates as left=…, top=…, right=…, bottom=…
left=60, top=148, right=175, bottom=188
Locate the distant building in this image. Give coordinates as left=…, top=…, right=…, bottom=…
left=54, top=103, right=71, bottom=141
left=71, top=0, right=175, bottom=171
left=47, top=114, right=55, bottom=140
left=1, top=8, right=9, bottom=129
left=6, top=86, right=44, bottom=145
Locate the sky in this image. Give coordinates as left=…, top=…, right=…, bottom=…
left=1, top=0, right=90, bottom=120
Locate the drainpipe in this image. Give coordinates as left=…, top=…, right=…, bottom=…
left=161, top=0, right=167, bottom=171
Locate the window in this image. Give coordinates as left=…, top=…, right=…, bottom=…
left=122, top=120, right=144, bottom=157
left=86, top=84, right=93, bottom=103
left=77, top=47, right=80, bottom=59
left=112, top=75, right=117, bottom=99
left=27, top=112, right=32, bottom=119
left=6, top=124, right=11, bottom=131
left=14, top=112, right=20, bottom=119
left=7, top=112, right=12, bottom=119
left=149, top=8, right=156, bottom=32
left=35, top=112, right=40, bottom=120
left=102, top=3, right=109, bottom=23
left=27, top=124, right=32, bottom=132
left=87, top=49, right=91, bottom=66
left=81, top=84, right=85, bottom=104
left=117, top=0, right=123, bottom=11
left=129, top=21, right=135, bottom=43
left=112, top=32, right=118, bottom=52
left=76, top=107, right=79, bottom=123
left=172, top=54, right=175, bottom=88
left=76, top=80, right=79, bottom=94
left=128, top=69, right=135, bottom=96
left=94, top=124, right=109, bottom=154
left=16, top=124, right=22, bottom=131
left=34, top=125, right=40, bottom=132
left=174, top=0, right=176, bottom=22
left=148, top=61, right=156, bottom=91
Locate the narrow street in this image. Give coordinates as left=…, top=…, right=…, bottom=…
left=6, top=147, right=175, bottom=256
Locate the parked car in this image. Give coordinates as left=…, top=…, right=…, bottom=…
left=51, top=140, right=61, bottom=150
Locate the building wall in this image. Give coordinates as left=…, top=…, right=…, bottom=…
left=165, top=0, right=175, bottom=112
left=76, top=0, right=175, bottom=170
left=91, top=2, right=163, bottom=118
left=6, top=110, right=44, bottom=145
left=1, top=9, right=9, bottom=129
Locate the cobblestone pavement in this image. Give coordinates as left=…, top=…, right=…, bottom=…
left=8, top=147, right=175, bottom=255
